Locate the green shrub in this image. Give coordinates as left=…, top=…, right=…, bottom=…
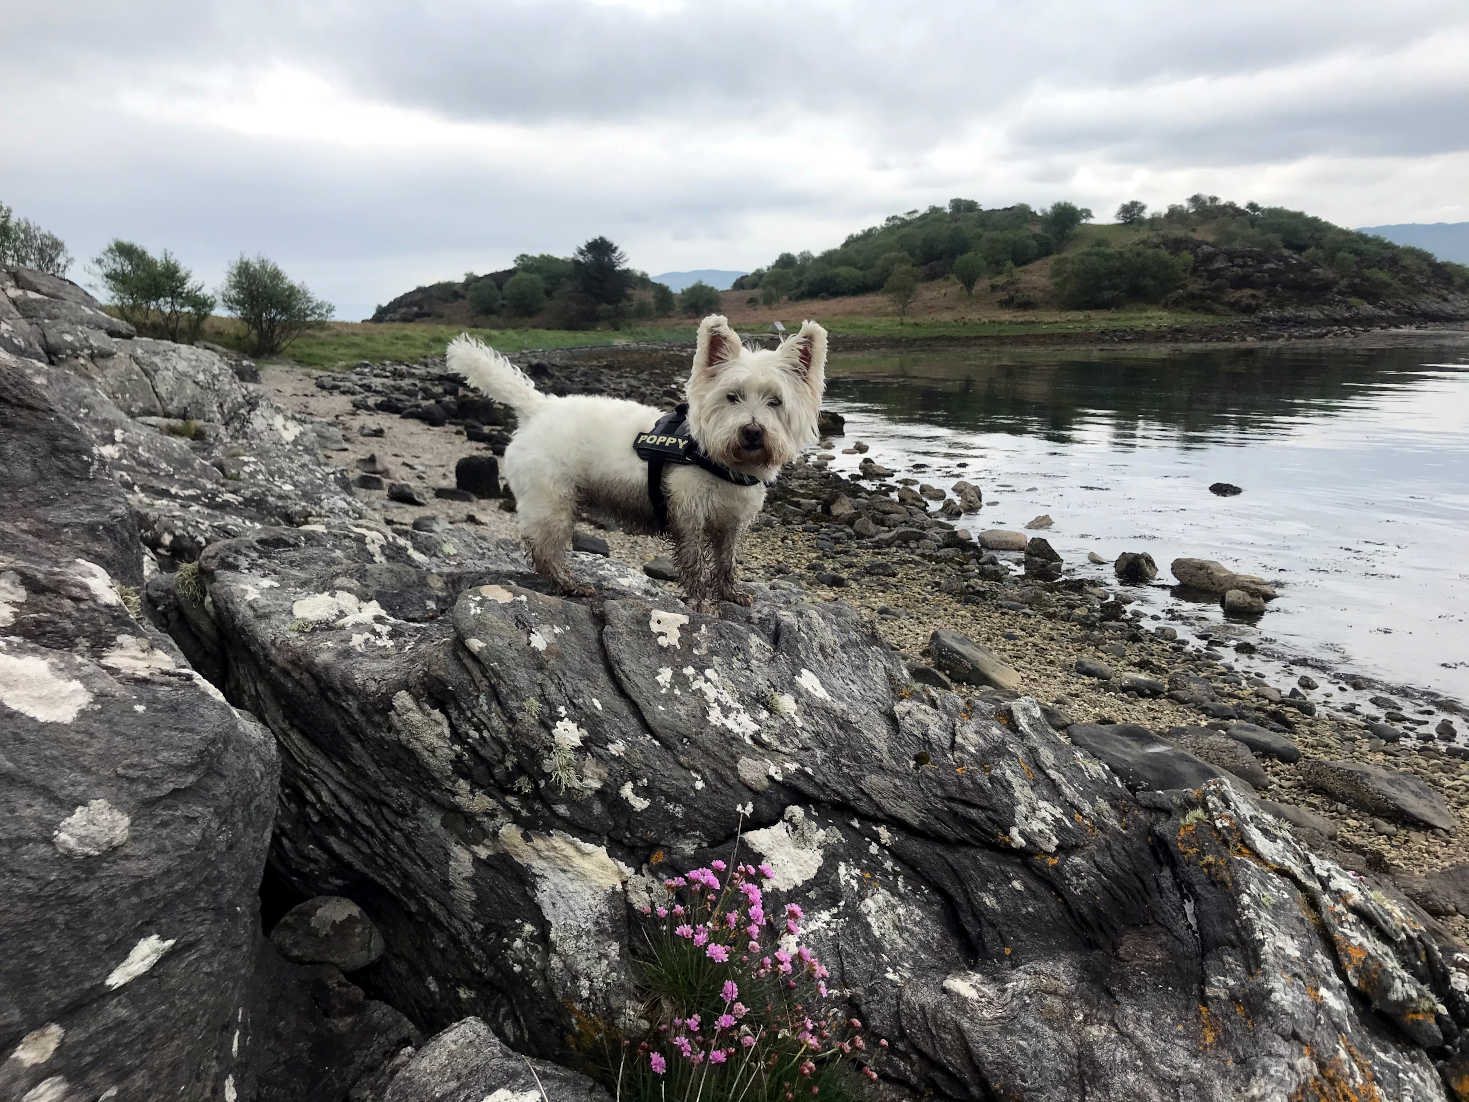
left=883, top=263, right=919, bottom=319
left=467, top=277, right=501, bottom=316
left=576, top=858, right=886, bottom=1101
left=652, top=282, right=676, bottom=315
left=502, top=271, right=547, bottom=316
left=219, top=255, right=334, bottom=356
left=679, top=281, right=722, bottom=316
left=0, top=201, right=71, bottom=276
left=952, top=251, right=985, bottom=296
left=93, top=240, right=215, bottom=343
left=1051, top=245, right=1191, bottom=308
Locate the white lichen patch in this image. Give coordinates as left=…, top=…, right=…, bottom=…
left=348, top=526, right=390, bottom=564
left=684, top=667, right=759, bottom=738
left=655, top=667, right=674, bottom=693
left=0, top=570, right=25, bottom=627
left=270, top=412, right=303, bottom=443
left=290, top=590, right=387, bottom=627
left=484, top=1089, right=542, bottom=1102
left=20, top=1077, right=72, bottom=1102
left=942, top=972, right=984, bottom=1001
left=551, top=718, right=586, bottom=749
left=475, top=584, right=518, bottom=604
left=54, top=799, right=130, bottom=857
left=104, top=933, right=176, bottom=989
left=72, top=559, right=121, bottom=606
left=795, top=668, right=831, bottom=701
left=390, top=692, right=456, bottom=780
left=649, top=609, right=688, bottom=649
left=527, top=630, right=548, bottom=652
left=0, top=651, right=93, bottom=724
left=620, top=780, right=651, bottom=811
left=101, top=634, right=176, bottom=674
left=224, top=1074, right=237, bottom=1102
left=745, top=807, right=834, bottom=891
left=10, top=1023, right=64, bottom=1066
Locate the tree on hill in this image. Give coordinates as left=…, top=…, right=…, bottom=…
left=572, top=236, right=631, bottom=310
left=1116, top=200, right=1147, bottom=225
left=678, top=281, right=721, bottom=316
left=1050, top=245, right=1190, bottom=309
left=1042, top=201, right=1093, bottom=245
left=952, top=251, right=986, bottom=296
left=884, top=263, right=919, bottom=320
left=467, top=276, right=501, bottom=316
left=0, top=200, right=71, bottom=276
left=219, top=255, right=333, bottom=356
left=92, top=239, right=215, bottom=343
left=651, top=282, right=675, bottom=315
left=502, top=271, right=547, bottom=316
left=512, top=254, right=573, bottom=296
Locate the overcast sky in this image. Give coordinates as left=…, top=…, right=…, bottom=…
left=5, top=0, right=1468, bottom=320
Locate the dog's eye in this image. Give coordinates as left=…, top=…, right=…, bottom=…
left=767, top=396, right=783, bottom=408
left=726, top=392, right=741, bottom=404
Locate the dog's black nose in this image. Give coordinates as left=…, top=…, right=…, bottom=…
left=739, top=424, right=764, bottom=449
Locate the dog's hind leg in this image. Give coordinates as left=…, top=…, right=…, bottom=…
left=519, top=490, right=595, bottom=598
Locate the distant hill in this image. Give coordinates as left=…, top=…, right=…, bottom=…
left=1357, top=223, right=1469, bottom=265
left=652, top=269, right=746, bottom=292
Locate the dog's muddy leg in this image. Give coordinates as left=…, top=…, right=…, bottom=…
left=521, top=495, right=596, bottom=598
left=707, top=522, right=752, bottom=606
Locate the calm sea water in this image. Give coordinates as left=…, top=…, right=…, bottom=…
left=823, top=333, right=1469, bottom=707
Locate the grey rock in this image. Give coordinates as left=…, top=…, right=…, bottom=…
left=1025, top=536, right=1061, bottom=562
left=1436, top=718, right=1457, bottom=740
left=1024, top=514, right=1053, bottom=530
left=1394, top=863, right=1469, bottom=917
left=1222, top=588, right=1267, bottom=617
left=355, top=474, right=386, bottom=490
left=362, top=1017, right=608, bottom=1102
left=1114, top=674, right=1166, bottom=698
left=1168, top=727, right=1270, bottom=788
left=1087, top=551, right=1107, bottom=565
left=643, top=555, right=680, bottom=581
left=271, top=896, right=386, bottom=972
left=817, top=409, right=845, bottom=437
left=572, top=531, right=611, bottom=557
left=1074, top=658, right=1115, bottom=680
left=978, top=529, right=1028, bottom=552
left=1367, top=721, right=1404, bottom=743
left=412, top=515, right=445, bottom=532
left=1172, top=557, right=1277, bottom=600
left=1223, top=721, right=1301, bottom=763
left=851, top=514, right=879, bottom=538
left=433, top=487, right=475, bottom=502
left=1260, top=800, right=1340, bottom=841
left=1068, top=724, right=1248, bottom=793
left=1209, top=482, right=1243, bottom=496
left=909, top=664, right=954, bottom=690
left=929, top=628, right=1022, bottom=692
left=388, top=483, right=428, bottom=506
left=1300, top=759, right=1457, bottom=831
left=1114, top=551, right=1158, bottom=584
left=454, top=455, right=501, bottom=498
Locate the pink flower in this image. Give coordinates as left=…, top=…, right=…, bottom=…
left=710, top=1049, right=728, bottom=1065
left=747, top=940, right=760, bottom=952
left=707, top=943, right=729, bottom=963
left=785, top=903, right=804, bottom=920
left=716, top=1013, right=736, bottom=1030
left=741, top=1034, right=756, bottom=1048
left=711, top=859, right=727, bottom=871
left=693, top=927, right=710, bottom=947
left=759, top=863, right=775, bottom=879
left=786, top=919, right=800, bottom=935
left=674, top=1037, right=692, bottom=1058
left=656, top=906, right=668, bottom=919
left=686, top=1015, right=701, bottom=1033
left=746, top=924, right=761, bottom=940
left=674, top=924, right=694, bottom=940
left=732, top=1002, right=748, bottom=1019
left=721, top=980, right=739, bottom=1001
left=725, top=912, right=740, bottom=929
left=672, top=904, right=685, bottom=917
left=649, top=1052, right=667, bottom=1075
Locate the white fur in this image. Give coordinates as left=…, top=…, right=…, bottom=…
left=447, top=316, right=828, bottom=606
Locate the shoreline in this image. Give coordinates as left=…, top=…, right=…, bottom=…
left=263, top=345, right=1469, bottom=947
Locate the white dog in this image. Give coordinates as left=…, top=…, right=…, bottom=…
left=446, top=315, right=827, bottom=607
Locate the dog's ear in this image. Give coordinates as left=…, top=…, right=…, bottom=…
left=779, top=320, right=827, bottom=394
left=693, top=315, right=742, bottom=377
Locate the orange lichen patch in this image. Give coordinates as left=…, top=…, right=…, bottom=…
left=1199, top=1004, right=1220, bottom=1049
left=1305, top=984, right=1324, bottom=1004
left=1288, top=1038, right=1386, bottom=1102
left=650, top=849, right=665, bottom=866
left=1014, top=753, right=1035, bottom=781
left=955, top=765, right=967, bottom=775
left=1448, top=1070, right=1469, bottom=1101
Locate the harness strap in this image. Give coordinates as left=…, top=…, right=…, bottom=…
left=647, top=455, right=669, bottom=532
left=633, top=403, right=772, bottom=534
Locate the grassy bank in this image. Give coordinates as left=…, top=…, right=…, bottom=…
left=206, top=309, right=1242, bottom=370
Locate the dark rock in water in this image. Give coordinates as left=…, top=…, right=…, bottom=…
left=1074, top=657, right=1115, bottom=680
left=387, top=482, right=428, bottom=506
left=359, top=1017, right=609, bottom=1102
left=270, top=896, right=387, bottom=972
left=1222, top=721, right=1301, bottom=763
left=929, top=628, right=1022, bottom=692
left=1437, top=718, right=1458, bottom=740
left=1222, top=588, right=1267, bottom=617
left=1209, top=482, right=1243, bottom=496
left=1025, top=536, right=1062, bottom=563
left=643, top=555, right=680, bottom=581
left=817, top=409, right=846, bottom=437
left=1068, top=723, right=1248, bottom=793
left=572, top=531, right=610, bottom=557
left=1366, top=720, right=1404, bottom=743
left=1299, top=759, right=1456, bottom=831
left=1297, top=674, right=1319, bottom=691
left=454, top=455, right=501, bottom=498
left=1113, top=551, right=1159, bottom=584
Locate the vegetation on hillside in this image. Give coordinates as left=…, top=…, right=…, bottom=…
left=92, top=240, right=215, bottom=343
left=220, top=255, right=335, bottom=356
left=373, top=236, right=676, bottom=330
left=0, top=200, right=71, bottom=276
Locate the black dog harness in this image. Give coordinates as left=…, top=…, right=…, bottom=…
left=633, top=403, right=768, bottom=532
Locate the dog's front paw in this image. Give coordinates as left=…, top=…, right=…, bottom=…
left=719, top=587, right=755, bottom=608
left=558, top=582, right=598, bottom=599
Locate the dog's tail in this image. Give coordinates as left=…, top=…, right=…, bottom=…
left=446, top=333, right=549, bottom=415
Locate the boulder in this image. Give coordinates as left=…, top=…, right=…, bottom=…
left=929, top=628, right=1022, bottom=692
left=1024, top=514, right=1053, bottom=530
left=1222, top=588, right=1266, bottom=617
left=1222, top=721, right=1301, bottom=763
left=454, top=455, right=501, bottom=498
left=1171, top=557, right=1277, bottom=600
left=1114, top=551, right=1158, bottom=584
left=978, top=529, right=1028, bottom=552
left=1209, top=482, right=1243, bottom=496
left=1299, top=760, right=1457, bottom=831
left=1067, top=723, right=1247, bottom=793
left=816, top=409, right=845, bottom=437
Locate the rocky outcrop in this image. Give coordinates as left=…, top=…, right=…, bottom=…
left=0, top=285, right=280, bottom=1101
left=186, top=514, right=1466, bottom=1100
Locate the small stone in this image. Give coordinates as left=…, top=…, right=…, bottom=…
left=455, top=455, right=501, bottom=498
left=1025, top=537, right=1061, bottom=563
left=1024, top=514, right=1053, bottom=530
left=1075, top=658, right=1115, bottom=680
left=1087, top=551, right=1107, bottom=565
left=358, top=425, right=386, bottom=437
left=1113, top=552, right=1158, bottom=584
left=387, top=482, right=427, bottom=506
left=353, top=473, right=385, bottom=490
left=1298, top=675, right=1319, bottom=690
left=978, top=530, right=1028, bottom=552
left=1437, top=719, right=1457, bottom=741
left=1209, top=482, right=1243, bottom=496
left=270, top=896, right=385, bottom=972
left=411, top=515, right=443, bottom=532
left=572, top=531, right=610, bottom=556
left=929, top=628, right=1021, bottom=692
left=434, top=487, right=475, bottom=502
left=817, top=410, right=846, bottom=436
left=1222, top=589, right=1266, bottom=617
left=643, top=557, right=679, bottom=581
left=1114, top=675, right=1165, bottom=698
